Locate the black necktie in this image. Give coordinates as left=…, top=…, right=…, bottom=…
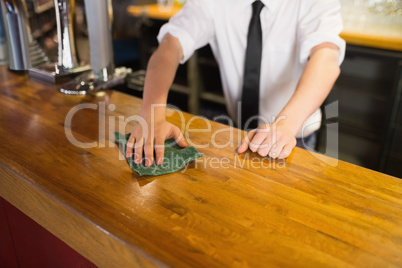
left=241, top=0, right=264, bottom=130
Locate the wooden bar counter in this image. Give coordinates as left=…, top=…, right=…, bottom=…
left=0, top=66, right=401, bottom=267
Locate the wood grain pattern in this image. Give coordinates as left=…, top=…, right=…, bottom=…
left=0, top=67, right=401, bottom=267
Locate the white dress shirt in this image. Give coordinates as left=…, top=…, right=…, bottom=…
left=157, top=0, right=346, bottom=137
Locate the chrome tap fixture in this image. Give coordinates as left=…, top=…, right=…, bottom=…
left=29, top=0, right=90, bottom=83
left=1, top=0, right=31, bottom=70
left=84, top=0, right=114, bottom=81
left=54, top=0, right=79, bottom=71
left=59, top=0, right=131, bottom=95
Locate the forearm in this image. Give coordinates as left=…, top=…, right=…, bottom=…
left=127, top=34, right=186, bottom=164
left=141, top=34, right=183, bottom=119
left=277, top=43, right=340, bottom=135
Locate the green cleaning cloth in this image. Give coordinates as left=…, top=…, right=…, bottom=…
left=114, top=132, right=203, bottom=176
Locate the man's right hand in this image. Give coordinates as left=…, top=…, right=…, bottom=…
left=125, top=118, right=187, bottom=167
left=126, top=33, right=186, bottom=166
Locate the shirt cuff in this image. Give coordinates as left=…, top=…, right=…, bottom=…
left=157, top=24, right=196, bottom=64
left=299, top=33, right=346, bottom=66
left=296, top=108, right=322, bottom=138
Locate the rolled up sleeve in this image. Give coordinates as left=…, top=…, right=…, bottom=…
left=298, top=0, right=346, bottom=66
left=157, top=0, right=214, bottom=64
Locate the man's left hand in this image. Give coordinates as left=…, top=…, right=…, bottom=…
left=237, top=121, right=297, bottom=159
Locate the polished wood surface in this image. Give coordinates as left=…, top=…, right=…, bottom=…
left=340, top=31, right=402, bottom=52
left=127, top=4, right=402, bottom=52
left=0, top=66, right=401, bottom=267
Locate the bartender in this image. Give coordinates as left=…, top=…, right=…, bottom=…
left=126, top=0, right=345, bottom=166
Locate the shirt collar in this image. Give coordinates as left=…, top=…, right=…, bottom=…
left=237, top=0, right=276, bottom=11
